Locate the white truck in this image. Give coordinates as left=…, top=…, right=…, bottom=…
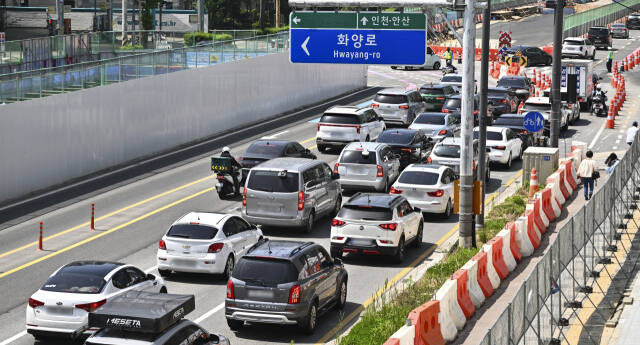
left=561, top=59, right=593, bottom=111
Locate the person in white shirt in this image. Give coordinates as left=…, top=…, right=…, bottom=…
left=577, top=150, right=598, bottom=200
left=626, top=121, right=639, bottom=146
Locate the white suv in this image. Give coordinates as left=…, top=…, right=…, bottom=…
left=316, top=106, right=385, bottom=152
left=330, top=193, right=423, bottom=263
left=390, top=164, right=456, bottom=217
left=561, top=37, right=596, bottom=59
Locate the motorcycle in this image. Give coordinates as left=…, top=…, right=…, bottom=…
left=441, top=65, right=457, bottom=75
left=211, top=156, right=241, bottom=199
left=591, top=90, right=607, bottom=117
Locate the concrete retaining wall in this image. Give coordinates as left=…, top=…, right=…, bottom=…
left=0, top=52, right=367, bottom=204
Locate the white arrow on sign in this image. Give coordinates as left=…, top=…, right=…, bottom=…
left=293, top=16, right=301, bottom=24
left=301, top=36, right=310, bottom=56
left=361, top=17, right=368, bottom=26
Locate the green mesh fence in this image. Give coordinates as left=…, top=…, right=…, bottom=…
left=563, top=0, right=640, bottom=37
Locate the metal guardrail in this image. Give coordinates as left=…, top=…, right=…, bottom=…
left=0, top=32, right=289, bottom=103
left=563, top=0, right=640, bottom=38
left=479, top=137, right=640, bottom=345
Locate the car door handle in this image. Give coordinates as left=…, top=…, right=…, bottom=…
left=153, top=282, right=157, bottom=286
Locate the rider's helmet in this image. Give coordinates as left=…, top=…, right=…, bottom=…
left=222, top=146, right=230, bottom=153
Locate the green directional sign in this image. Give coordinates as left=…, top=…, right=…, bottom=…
left=290, top=11, right=426, bottom=30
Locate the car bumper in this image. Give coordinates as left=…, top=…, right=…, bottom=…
left=316, top=138, right=358, bottom=148
left=242, top=209, right=306, bottom=227
left=561, top=52, right=587, bottom=58
left=611, top=32, right=628, bottom=38
left=330, top=241, right=398, bottom=256
left=491, top=105, right=510, bottom=116
left=339, top=177, right=386, bottom=191
left=425, top=103, right=444, bottom=111
left=26, top=313, right=95, bottom=337
left=225, top=301, right=307, bottom=325
left=489, top=150, right=510, bottom=164
left=405, top=198, right=447, bottom=213
left=157, top=251, right=226, bottom=274
left=381, top=115, right=411, bottom=125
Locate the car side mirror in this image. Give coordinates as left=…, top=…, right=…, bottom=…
left=486, top=148, right=491, bottom=153
left=393, top=154, right=401, bottom=159
left=334, top=258, right=343, bottom=266
left=304, top=148, right=311, bottom=155
left=413, top=207, right=422, bottom=213
left=455, top=174, right=460, bottom=180
left=146, top=273, right=156, bottom=281
left=332, top=172, right=340, bottom=180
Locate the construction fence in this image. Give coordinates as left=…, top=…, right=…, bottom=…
left=563, top=0, right=640, bottom=38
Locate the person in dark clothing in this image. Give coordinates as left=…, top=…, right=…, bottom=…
left=221, top=146, right=242, bottom=195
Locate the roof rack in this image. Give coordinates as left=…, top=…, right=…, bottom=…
left=289, top=242, right=314, bottom=257
left=88, top=291, right=195, bottom=335
left=246, top=237, right=269, bottom=254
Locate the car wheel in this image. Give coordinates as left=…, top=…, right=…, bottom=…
left=485, top=168, right=491, bottom=183
left=506, top=153, right=512, bottom=168
left=317, top=144, right=327, bottom=152
left=382, top=178, right=389, bottom=193
left=391, top=66, right=397, bottom=70
left=227, top=319, right=244, bottom=331
left=331, top=247, right=343, bottom=259
left=433, top=61, right=441, bottom=70
left=222, top=255, right=235, bottom=279
left=393, top=237, right=405, bottom=263
left=365, top=135, right=370, bottom=142
left=412, top=223, right=423, bottom=248
left=547, top=57, right=552, bottom=66
left=159, top=286, right=168, bottom=293
left=518, top=145, right=524, bottom=160
left=301, top=301, right=318, bottom=335
left=331, top=195, right=342, bottom=218
left=158, top=269, right=171, bottom=277
left=336, top=280, right=347, bottom=309
left=591, top=51, right=596, bottom=60
left=443, top=199, right=453, bottom=219
left=303, top=210, right=315, bottom=234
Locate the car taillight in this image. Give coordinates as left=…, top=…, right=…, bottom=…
left=356, top=125, right=361, bottom=134
left=227, top=280, right=234, bottom=299
left=317, top=123, right=322, bottom=131
left=442, top=108, right=450, bottom=113
left=523, top=130, right=529, bottom=134
left=28, top=298, right=44, bottom=308
left=371, top=103, right=379, bottom=108
left=288, top=285, right=301, bottom=304
left=331, top=219, right=346, bottom=227
left=494, top=146, right=507, bottom=150
left=75, top=299, right=106, bottom=312
left=427, top=189, right=445, bottom=197
left=472, top=160, right=476, bottom=170
left=242, top=188, right=247, bottom=207
left=390, top=186, right=403, bottom=194
left=399, top=105, right=409, bottom=109
left=159, top=240, right=166, bottom=250
left=436, top=97, right=445, bottom=100
left=217, top=175, right=225, bottom=180
left=427, top=156, right=432, bottom=163
left=379, top=223, right=397, bottom=231
left=439, top=129, right=448, bottom=135
left=208, top=243, right=224, bottom=253
left=333, top=163, right=339, bottom=174
left=473, top=110, right=479, bottom=115
left=500, top=99, right=508, bottom=103
left=400, top=148, right=413, bottom=152
left=567, top=104, right=573, bottom=109
left=376, top=165, right=384, bottom=177
left=298, top=191, right=305, bottom=211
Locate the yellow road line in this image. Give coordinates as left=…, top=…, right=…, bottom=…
left=315, top=169, right=522, bottom=344
left=301, top=136, right=317, bottom=144
left=0, top=175, right=215, bottom=260
left=0, top=187, right=215, bottom=280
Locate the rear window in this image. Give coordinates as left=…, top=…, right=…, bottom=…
left=41, top=273, right=106, bottom=294
left=443, top=99, right=461, bottom=109
left=420, top=88, right=444, bottom=95
left=377, top=131, right=414, bottom=145
left=564, top=40, right=583, bottom=46
left=497, top=78, right=525, bottom=88
left=167, top=224, right=218, bottom=240
left=434, top=144, right=461, bottom=158
left=414, top=114, right=445, bottom=125
left=398, top=171, right=440, bottom=185
left=340, top=150, right=378, bottom=164
left=588, top=28, right=609, bottom=36
left=246, top=142, right=284, bottom=156
left=474, top=131, right=503, bottom=141
left=523, top=103, right=551, bottom=111
left=247, top=170, right=299, bottom=193
left=233, top=257, right=298, bottom=285
left=441, top=75, right=462, bottom=83
left=494, top=117, right=524, bottom=126
left=488, top=90, right=508, bottom=97
left=374, top=94, right=408, bottom=104
left=338, top=205, right=393, bottom=221
left=320, top=114, right=360, bottom=125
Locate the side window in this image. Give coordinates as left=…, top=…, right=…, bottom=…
left=379, top=147, right=390, bottom=162
left=222, top=219, right=238, bottom=237
left=111, top=269, right=131, bottom=289
left=586, top=39, right=593, bottom=45
left=397, top=201, right=413, bottom=217
left=293, top=142, right=305, bottom=153
left=303, top=168, right=318, bottom=186
left=166, top=325, right=206, bottom=345
left=357, top=114, right=366, bottom=124
left=413, top=92, right=422, bottom=103
left=232, top=217, right=252, bottom=232
left=304, top=250, right=321, bottom=276
left=427, top=46, right=434, bottom=55
left=441, top=171, right=449, bottom=184
left=322, top=164, right=333, bottom=180
left=313, top=166, right=326, bottom=184
left=286, top=144, right=298, bottom=155
left=317, top=247, right=333, bottom=269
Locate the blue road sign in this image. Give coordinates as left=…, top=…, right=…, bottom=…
left=290, top=29, right=426, bottom=65
left=523, top=111, right=545, bottom=132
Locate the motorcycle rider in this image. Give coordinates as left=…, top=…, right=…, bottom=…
left=592, top=86, right=608, bottom=114
left=445, top=48, right=453, bottom=67
left=220, top=147, right=242, bottom=195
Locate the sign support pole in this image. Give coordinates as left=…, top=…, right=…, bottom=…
left=550, top=0, right=563, bottom=148
left=476, top=0, right=490, bottom=247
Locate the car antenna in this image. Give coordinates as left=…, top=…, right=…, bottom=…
left=268, top=240, right=272, bottom=255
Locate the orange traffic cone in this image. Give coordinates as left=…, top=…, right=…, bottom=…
left=532, top=68, right=537, bottom=85
left=606, top=108, right=615, bottom=129
left=529, top=168, right=538, bottom=198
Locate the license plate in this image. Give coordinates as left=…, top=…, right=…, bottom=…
left=47, top=307, right=73, bottom=315
left=350, top=238, right=374, bottom=246
left=348, top=167, right=368, bottom=175
left=248, top=290, right=275, bottom=299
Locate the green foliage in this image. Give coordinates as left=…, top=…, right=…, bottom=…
left=256, top=26, right=289, bottom=35
left=184, top=32, right=235, bottom=46
left=119, top=44, right=144, bottom=50
left=337, top=248, right=478, bottom=345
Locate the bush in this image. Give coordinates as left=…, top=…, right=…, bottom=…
left=184, top=32, right=213, bottom=46
left=119, top=44, right=144, bottom=50
left=256, top=26, right=289, bottom=35
left=215, top=33, right=233, bottom=41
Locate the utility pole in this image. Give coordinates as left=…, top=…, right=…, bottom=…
left=476, top=0, right=490, bottom=246
left=276, top=0, right=280, bottom=28
left=259, top=0, right=264, bottom=30
left=122, top=0, right=127, bottom=44
left=57, top=0, right=64, bottom=35
left=550, top=0, right=563, bottom=148
left=460, top=0, right=477, bottom=248
left=197, top=0, right=203, bottom=31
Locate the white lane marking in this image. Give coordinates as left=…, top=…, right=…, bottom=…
left=0, top=331, right=27, bottom=345
left=616, top=140, right=620, bottom=144
left=145, top=265, right=158, bottom=273
left=618, top=134, right=623, bottom=139
left=589, top=122, right=607, bottom=149
left=194, top=303, right=225, bottom=323
left=261, top=130, right=290, bottom=140
left=613, top=146, right=618, bottom=150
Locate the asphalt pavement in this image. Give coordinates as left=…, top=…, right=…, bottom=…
left=0, top=12, right=639, bottom=345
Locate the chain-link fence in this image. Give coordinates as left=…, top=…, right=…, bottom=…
left=479, top=137, right=640, bottom=345
left=563, top=0, right=640, bottom=38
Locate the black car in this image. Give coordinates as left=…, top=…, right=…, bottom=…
left=225, top=240, right=348, bottom=335
left=492, top=113, right=544, bottom=148
left=441, top=95, right=487, bottom=126
left=496, top=76, right=532, bottom=102
left=419, top=84, right=458, bottom=111
left=238, top=140, right=316, bottom=176
left=628, top=13, right=640, bottom=29
left=503, top=45, right=552, bottom=66
left=376, top=129, right=433, bottom=168
left=487, top=87, right=520, bottom=116
left=587, top=27, right=612, bottom=49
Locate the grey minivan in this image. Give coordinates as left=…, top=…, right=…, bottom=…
left=242, top=158, right=341, bottom=233
left=372, top=88, right=426, bottom=126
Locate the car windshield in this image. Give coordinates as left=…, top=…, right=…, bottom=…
left=338, top=205, right=393, bottom=221
left=414, top=114, right=446, bottom=125
left=564, top=40, right=583, bottom=46
left=374, top=94, right=407, bottom=104
left=420, top=88, right=444, bottom=95
left=232, top=258, right=298, bottom=285
left=377, top=131, right=413, bottom=145
left=247, top=171, right=299, bottom=193
left=167, top=224, right=218, bottom=240
left=340, top=150, right=378, bottom=164
left=441, top=75, right=462, bottom=83
left=41, top=273, right=107, bottom=294
left=246, top=142, right=284, bottom=156
left=434, top=144, right=461, bottom=158
left=474, top=131, right=503, bottom=141
left=398, top=171, right=440, bottom=185
left=444, top=99, right=461, bottom=109
left=494, top=117, right=524, bottom=126
left=497, top=78, right=525, bottom=88
left=320, top=114, right=359, bottom=125
left=524, top=103, right=551, bottom=111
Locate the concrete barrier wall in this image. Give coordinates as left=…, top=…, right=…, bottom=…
left=0, top=52, right=367, bottom=203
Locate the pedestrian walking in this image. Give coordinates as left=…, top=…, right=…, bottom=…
left=607, top=51, right=613, bottom=73
left=577, top=150, right=598, bottom=200
left=626, top=121, right=639, bottom=146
